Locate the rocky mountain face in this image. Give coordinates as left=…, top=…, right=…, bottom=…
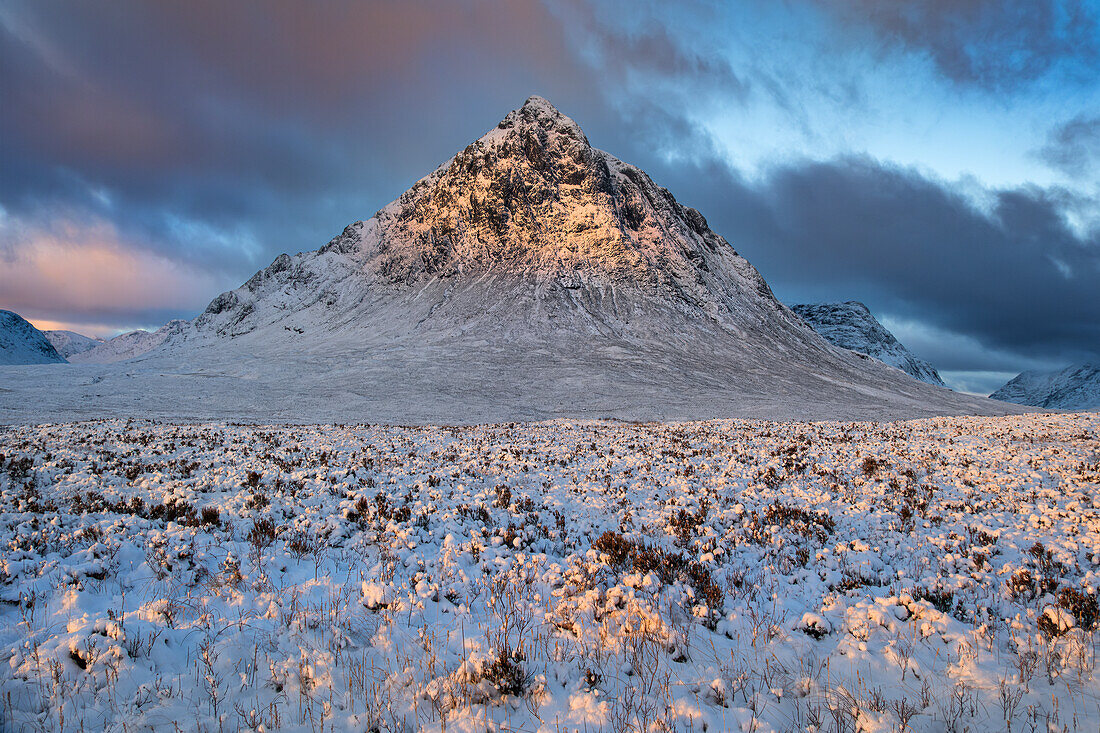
left=193, top=96, right=785, bottom=343
left=791, top=302, right=945, bottom=386
left=44, top=330, right=104, bottom=359
left=68, top=321, right=188, bottom=364
left=990, top=364, right=1100, bottom=409
left=0, top=97, right=1021, bottom=422
left=0, top=311, right=66, bottom=365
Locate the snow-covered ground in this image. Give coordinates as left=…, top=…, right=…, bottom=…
left=2, top=413, right=1098, bottom=732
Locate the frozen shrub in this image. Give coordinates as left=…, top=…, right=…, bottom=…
left=286, top=531, right=316, bottom=560
left=594, top=530, right=633, bottom=566
left=148, top=499, right=199, bottom=526
left=1057, top=587, right=1100, bottom=631
left=592, top=532, right=723, bottom=624
left=761, top=501, right=835, bottom=543
left=1038, top=606, right=1075, bottom=638
left=1027, top=541, right=1064, bottom=576
left=482, top=647, right=531, bottom=697
left=669, top=499, right=709, bottom=545
left=244, top=491, right=269, bottom=510
left=248, top=517, right=277, bottom=550
left=1007, top=569, right=1034, bottom=601
left=916, top=587, right=956, bottom=615
left=861, top=456, right=883, bottom=477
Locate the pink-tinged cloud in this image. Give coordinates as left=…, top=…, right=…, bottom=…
left=0, top=217, right=229, bottom=325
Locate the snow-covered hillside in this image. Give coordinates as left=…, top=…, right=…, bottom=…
left=0, top=97, right=1020, bottom=422
left=791, top=302, right=945, bottom=386
left=990, top=364, right=1100, bottom=409
left=67, top=320, right=187, bottom=364
left=43, top=329, right=104, bottom=359
left=0, top=310, right=66, bottom=365
left=2, top=413, right=1098, bottom=731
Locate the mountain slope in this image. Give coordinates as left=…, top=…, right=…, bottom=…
left=44, top=330, right=104, bottom=359
left=0, top=97, right=1024, bottom=423
left=990, top=364, right=1100, bottom=409
left=0, top=311, right=66, bottom=365
left=791, top=302, right=945, bottom=386
left=68, top=321, right=187, bottom=364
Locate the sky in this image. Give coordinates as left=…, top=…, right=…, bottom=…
left=1, top=0, right=1098, bottom=395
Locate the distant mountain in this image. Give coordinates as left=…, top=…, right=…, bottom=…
left=68, top=321, right=187, bottom=364
left=0, top=311, right=66, bottom=365
left=990, top=364, right=1100, bottom=409
left=790, top=302, right=945, bottom=386
left=44, top=330, right=105, bottom=359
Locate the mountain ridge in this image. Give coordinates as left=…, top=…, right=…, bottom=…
left=68, top=321, right=188, bottom=364
left=0, top=311, right=66, bottom=365
left=44, top=330, right=105, bottom=359
left=791, top=302, right=945, bottom=386
left=990, top=364, right=1100, bottom=409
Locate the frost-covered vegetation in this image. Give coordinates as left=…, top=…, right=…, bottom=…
left=1, top=414, right=1099, bottom=732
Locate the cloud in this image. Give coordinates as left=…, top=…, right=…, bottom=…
left=1037, top=114, right=1100, bottom=178
left=560, top=1, right=750, bottom=101
left=809, top=0, right=1100, bottom=89
left=938, top=371, right=1021, bottom=396
left=653, top=154, right=1100, bottom=364
left=0, top=213, right=232, bottom=330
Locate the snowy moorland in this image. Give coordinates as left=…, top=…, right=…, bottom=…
left=2, top=414, right=1099, bottom=732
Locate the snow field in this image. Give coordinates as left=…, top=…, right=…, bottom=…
left=1, top=413, right=1098, bottom=731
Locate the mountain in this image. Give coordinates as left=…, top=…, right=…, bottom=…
left=44, top=330, right=105, bottom=359
left=990, top=364, right=1100, bottom=410
left=68, top=321, right=188, bottom=364
left=0, top=311, right=66, bottom=365
left=790, top=302, right=945, bottom=386
left=0, top=97, right=1022, bottom=422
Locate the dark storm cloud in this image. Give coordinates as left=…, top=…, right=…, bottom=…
left=810, top=0, right=1100, bottom=89
left=646, top=154, right=1100, bottom=363
left=560, top=0, right=750, bottom=101
left=0, top=0, right=594, bottom=268
left=1038, top=114, right=1100, bottom=178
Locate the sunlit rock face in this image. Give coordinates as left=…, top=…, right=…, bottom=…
left=369, top=96, right=752, bottom=296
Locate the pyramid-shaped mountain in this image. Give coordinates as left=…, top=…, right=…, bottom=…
left=0, top=98, right=1024, bottom=422
left=193, top=97, right=790, bottom=343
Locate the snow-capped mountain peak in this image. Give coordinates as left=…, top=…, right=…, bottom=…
left=68, top=320, right=187, bottom=364
left=44, top=330, right=105, bottom=359
left=0, top=310, right=66, bottom=365
left=990, top=364, right=1100, bottom=409
left=790, top=302, right=945, bottom=386
left=349, top=93, right=747, bottom=299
